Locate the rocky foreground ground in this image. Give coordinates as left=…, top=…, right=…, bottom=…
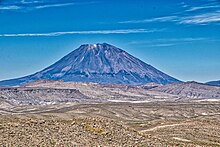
left=1, top=102, right=220, bottom=146
left=1, top=81, right=220, bottom=146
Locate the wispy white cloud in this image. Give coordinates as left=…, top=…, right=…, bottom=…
left=128, top=37, right=209, bottom=47
left=119, top=10, right=220, bottom=25
left=0, top=29, right=159, bottom=37
left=35, top=1, right=99, bottom=9
left=119, top=1, right=220, bottom=26
left=35, top=2, right=76, bottom=9
left=0, top=5, right=21, bottom=10
left=149, top=44, right=175, bottom=47
left=179, top=11, right=220, bottom=24
left=119, top=16, right=178, bottom=24
left=0, top=0, right=99, bottom=11
left=185, top=5, right=220, bottom=12
left=157, top=38, right=208, bottom=42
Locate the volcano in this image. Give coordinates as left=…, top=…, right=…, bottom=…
left=0, top=43, right=180, bottom=86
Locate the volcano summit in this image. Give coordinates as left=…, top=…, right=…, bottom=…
left=0, top=43, right=180, bottom=86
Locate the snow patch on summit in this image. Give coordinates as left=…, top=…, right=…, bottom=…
left=88, top=44, right=97, bottom=49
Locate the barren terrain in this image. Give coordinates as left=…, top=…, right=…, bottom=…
left=0, top=81, right=220, bottom=146
left=1, top=102, right=220, bottom=146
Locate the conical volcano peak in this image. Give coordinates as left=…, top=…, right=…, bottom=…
left=0, top=43, right=180, bottom=86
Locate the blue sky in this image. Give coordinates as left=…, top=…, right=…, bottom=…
left=0, top=0, right=219, bottom=82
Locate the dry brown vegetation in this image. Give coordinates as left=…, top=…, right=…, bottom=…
left=1, top=102, right=220, bottom=146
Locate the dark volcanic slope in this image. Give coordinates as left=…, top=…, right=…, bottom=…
left=0, top=43, right=180, bottom=86
left=151, top=81, right=220, bottom=99
left=206, top=80, right=220, bottom=86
